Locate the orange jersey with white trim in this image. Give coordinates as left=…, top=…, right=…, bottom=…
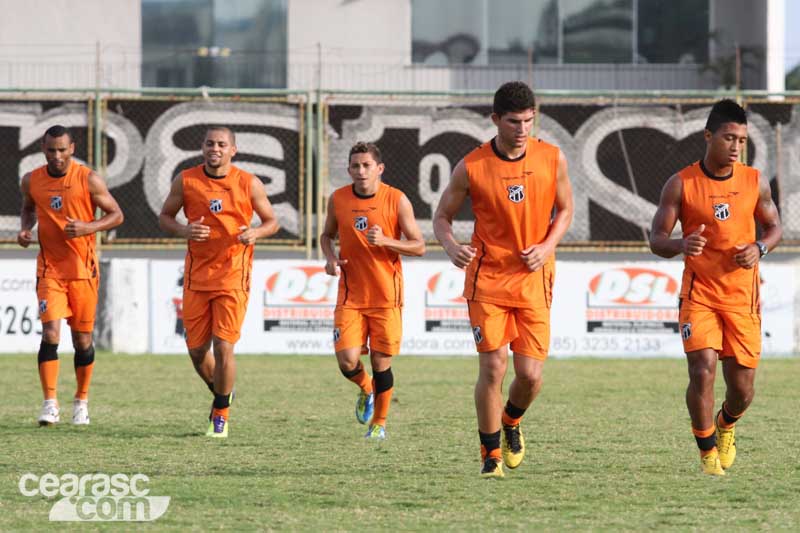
left=463, top=137, right=559, bottom=308
left=182, top=164, right=254, bottom=291
left=678, top=161, right=760, bottom=312
left=29, top=162, right=97, bottom=280
left=332, top=182, right=404, bottom=308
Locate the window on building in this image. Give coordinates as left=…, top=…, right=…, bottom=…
left=142, top=0, right=287, bottom=88
left=637, top=0, right=709, bottom=63
left=411, top=0, right=708, bottom=65
left=562, top=0, right=632, bottom=63
left=412, top=0, right=558, bottom=65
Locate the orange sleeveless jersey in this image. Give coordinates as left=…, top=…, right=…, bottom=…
left=332, top=182, right=404, bottom=308
left=29, top=162, right=97, bottom=280
left=679, top=161, right=760, bottom=312
left=464, top=137, right=559, bottom=307
left=182, top=164, right=254, bottom=291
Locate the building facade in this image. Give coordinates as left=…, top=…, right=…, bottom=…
left=0, top=0, right=786, bottom=91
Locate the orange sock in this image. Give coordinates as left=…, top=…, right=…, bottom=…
left=75, top=363, right=94, bottom=401
left=39, top=360, right=60, bottom=400
left=371, top=387, right=393, bottom=427
left=480, top=444, right=502, bottom=460
left=211, top=407, right=230, bottom=420
left=370, top=367, right=394, bottom=427
left=344, top=362, right=373, bottom=394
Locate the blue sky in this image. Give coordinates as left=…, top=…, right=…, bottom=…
left=787, top=0, right=800, bottom=72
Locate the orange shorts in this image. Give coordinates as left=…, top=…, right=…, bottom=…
left=679, top=299, right=761, bottom=368
left=37, top=277, right=98, bottom=332
left=467, top=300, right=550, bottom=359
left=183, top=288, right=249, bottom=349
left=333, top=306, right=402, bottom=356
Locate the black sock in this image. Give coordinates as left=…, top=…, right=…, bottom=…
left=74, top=345, right=95, bottom=368
left=695, top=433, right=717, bottom=452
left=213, top=393, right=231, bottom=409
left=38, top=342, right=58, bottom=364
left=720, top=403, right=740, bottom=425
left=373, top=367, right=394, bottom=394
left=479, top=430, right=501, bottom=456
left=207, top=381, right=215, bottom=394
left=341, top=361, right=364, bottom=379
left=504, top=400, right=526, bottom=421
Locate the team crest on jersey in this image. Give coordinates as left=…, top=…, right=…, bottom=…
left=210, top=199, right=223, bottom=214
left=507, top=185, right=524, bottom=203
left=354, top=216, right=368, bottom=231
left=39, top=299, right=47, bottom=315
left=472, top=326, right=483, bottom=344
left=333, top=328, right=341, bottom=343
left=50, top=196, right=62, bottom=210
left=713, top=203, right=730, bottom=221
left=681, top=322, right=692, bottom=340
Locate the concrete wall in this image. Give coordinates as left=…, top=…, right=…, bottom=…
left=287, top=0, right=411, bottom=90
left=0, top=0, right=141, bottom=88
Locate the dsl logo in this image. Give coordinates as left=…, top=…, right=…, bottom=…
left=425, top=269, right=466, bottom=306
left=264, top=266, right=337, bottom=305
left=588, top=268, right=678, bottom=307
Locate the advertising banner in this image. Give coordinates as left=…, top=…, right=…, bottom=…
left=0, top=260, right=73, bottom=352
left=147, top=259, right=795, bottom=357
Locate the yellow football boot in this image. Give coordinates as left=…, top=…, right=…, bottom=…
left=700, top=449, right=725, bottom=476
left=716, top=421, right=736, bottom=470
left=480, top=456, right=505, bottom=478
left=501, top=424, right=525, bottom=469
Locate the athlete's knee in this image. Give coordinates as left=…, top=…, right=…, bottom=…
left=212, top=334, right=236, bottom=354
left=338, top=359, right=361, bottom=376
left=369, top=350, right=392, bottom=372
left=479, top=357, right=506, bottom=384
left=687, top=361, right=715, bottom=387
left=728, top=386, right=755, bottom=412
left=74, top=345, right=95, bottom=367
left=41, top=325, right=60, bottom=345
left=72, top=334, right=92, bottom=352
left=515, top=370, right=543, bottom=391
left=188, top=343, right=210, bottom=362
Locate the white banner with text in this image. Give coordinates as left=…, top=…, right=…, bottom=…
left=146, top=259, right=795, bottom=357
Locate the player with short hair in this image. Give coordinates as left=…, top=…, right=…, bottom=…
left=18, top=125, right=124, bottom=426
left=649, top=99, right=782, bottom=475
left=320, top=141, right=425, bottom=441
left=159, top=126, right=279, bottom=438
left=433, top=81, right=574, bottom=477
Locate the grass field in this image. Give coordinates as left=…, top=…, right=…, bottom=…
left=0, top=353, right=799, bottom=531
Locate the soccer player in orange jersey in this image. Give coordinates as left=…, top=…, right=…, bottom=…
left=18, top=125, right=124, bottom=427
left=320, top=142, right=425, bottom=441
left=159, top=127, right=279, bottom=438
left=650, top=100, right=781, bottom=475
left=433, top=82, right=574, bottom=477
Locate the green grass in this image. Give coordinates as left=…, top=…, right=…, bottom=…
left=0, top=354, right=799, bottom=531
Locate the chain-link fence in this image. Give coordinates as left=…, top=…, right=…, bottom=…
left=321, top=91, right=800, bottom=250
left=2, top=90, right=799, bottom=252
left=0, top=88, right=312, bottom=250
left=0, top=93, right=95, bottom=245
